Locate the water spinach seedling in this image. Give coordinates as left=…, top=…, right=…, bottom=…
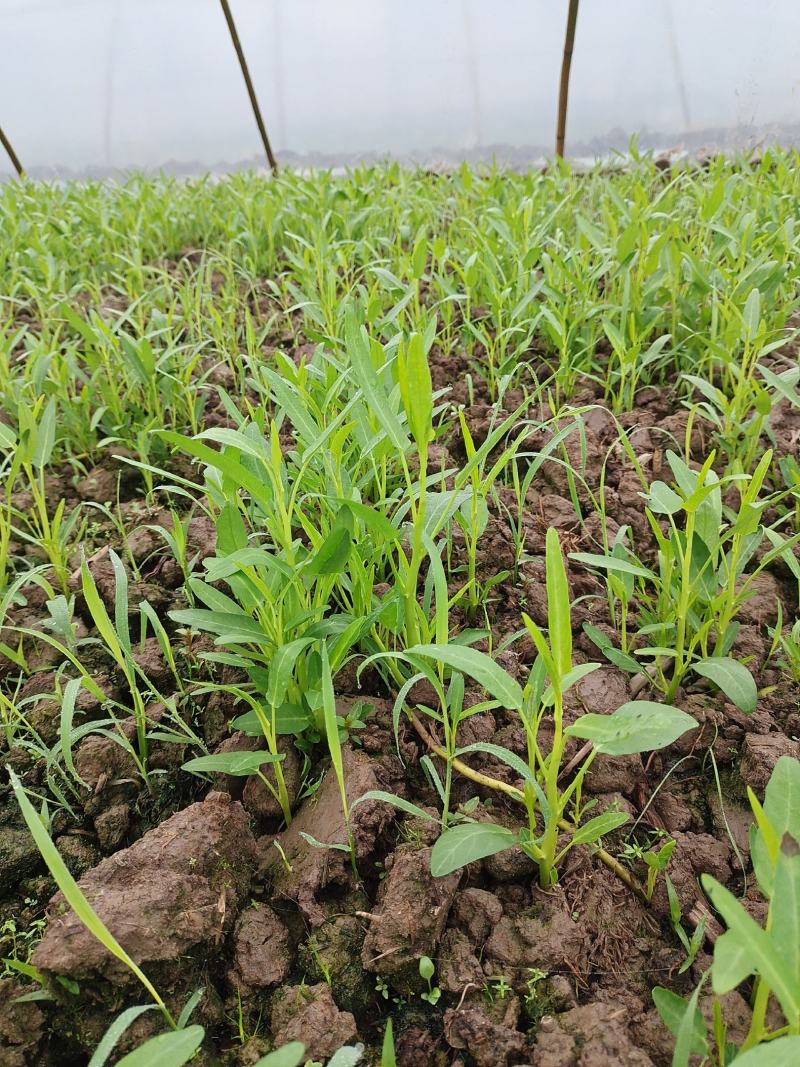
left=405, top=528, right=696, bottom=888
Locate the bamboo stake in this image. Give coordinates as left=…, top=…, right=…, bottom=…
left=0, top=125, right=24, bottom=178
left=218, top=0, right=278, bottom=174
left=555, top=0, right=580, bottom=158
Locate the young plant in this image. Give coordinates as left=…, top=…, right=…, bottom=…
left=401, top=528, right=696, bottom=888
left=7, top=397, right=84, bottom=594
left=654, top=756, right=800, bottom=1064
left=575, top=449, right=800, bottom=709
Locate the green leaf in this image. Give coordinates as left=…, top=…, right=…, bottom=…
left=346, top=312, right=408, bottom=451
left=454, top=741, right=533, bottom=783
left=327, top=1046, right=364, bottom=1067
left=408, top=644, right=523, bottom=711
left=0, top=421, right=17, bottom=450
left=251, top=1045, right=305, bottom=1067
left=693, top=657, right=757, bottom=713
left=569, top=552, right=655, bottom=580
left=251, top=1042, right=306, bottom=1067
left=59, top=676, right=86, bottom=788
left=771, top=841, right=800, bottom=983
left=647, top=481, right=683, bottom=515
left=759, top=362, right=800, bottom=408
left=713, top=928, right=754, bottom=990
left=216, top=503, right=248, bottom=554
left=703, top=874, right=800, bottom=1024
left=33, top=397, right=57, bottom=469
left=398, top=332, right=433, bottom=449
left=542, top=661, right=600, bottom=705
left=350, top=790, right=437, bottom=822
left=381, top=1019, right=396, bottom=1067
left=430, top=822, right=518, bottom=877
left=321, top=643, right=348, bottom=821
left=306, top=525, right=352, bottom=577
left=231, top=704, right=311, bottom=736
left=88, top=1005, right=156, bottom=1067
left=570, top=810, right=629, bottom=848
left=743, top=287, right=761, bottom=342
left=181, top=751, right=283, bottom=777
left=545, top=527, right=572, bottom=677
left=169, top=609, right=269, bottom=647
left=81, top=558, right=126, bottom=671
left=565, top=701, right=697, bottom=756
left=651, top=987, right=707, bottom=1058
left=266, top=639, right=314, bottom=708
left=115, top=1027, right=205, bottom=1067
left=730, top=1036, right=800, bottom=1065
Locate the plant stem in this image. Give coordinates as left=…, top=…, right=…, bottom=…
left=667, top=510, right=695, bottom=702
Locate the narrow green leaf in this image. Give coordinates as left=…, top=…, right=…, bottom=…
left=8, top=770, right=165, bottom=1012
left=351, top=790, right=437, bottom=822
left=88, top=1005, right=156, bottom=1067
left=115, top=1026, right=205, bottom=1067
left=59, top=677, right=86, bottom=787
left=181, top=751, right=283, bottom=777
left=570, top=810, right=629, bottom=848
left=545, top=527, right=572, bottom=677
left=569, top=552, right=655, bottom=580
left=346, top=313, right=408, bottom=451
left=408, top=644, right=523, bottom=710
left=651, top=987, right=707, bottom=1058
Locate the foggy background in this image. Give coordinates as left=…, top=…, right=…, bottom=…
left=2, top=0, right=799, bottom=177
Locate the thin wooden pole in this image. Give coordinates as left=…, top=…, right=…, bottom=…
left=0, top=124, right=24, bottom=178
left=218, top=0, right=278, bottom=173
left=555, top=0, right=580, bottom=158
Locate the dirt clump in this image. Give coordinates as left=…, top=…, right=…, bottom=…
left=270, top=982, right=357, bottom=1062
left=226, top=904, right=291, bottom=992
left=534, top=999, right=655, bottom=1066
left=33, top=792, right=257, bottom=985
left=262, top=745, right=396, bottom=925
left=362, top=844, right=462, bottom=993
left=444, top=1000, right=528, bottom=1066
left=0, top=979, right=44, bottom=1067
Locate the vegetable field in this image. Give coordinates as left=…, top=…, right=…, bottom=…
left=1, top=154, right=799, bottom=1067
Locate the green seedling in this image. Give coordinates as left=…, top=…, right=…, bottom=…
left=418, top=955, right=441, bottom=1005
left=576, top=448, right=800, bottom=708
left=374, top=528, right=696, bottom=889
left=655, top=756, right=800, bottom=1064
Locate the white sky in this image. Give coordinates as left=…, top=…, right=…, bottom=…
left=2, top=0, right=799, bottom=173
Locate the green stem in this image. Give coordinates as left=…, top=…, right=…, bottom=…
left=538, top=690, right=564, bottom=888
left=667, top=511, right=695, bottom=702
